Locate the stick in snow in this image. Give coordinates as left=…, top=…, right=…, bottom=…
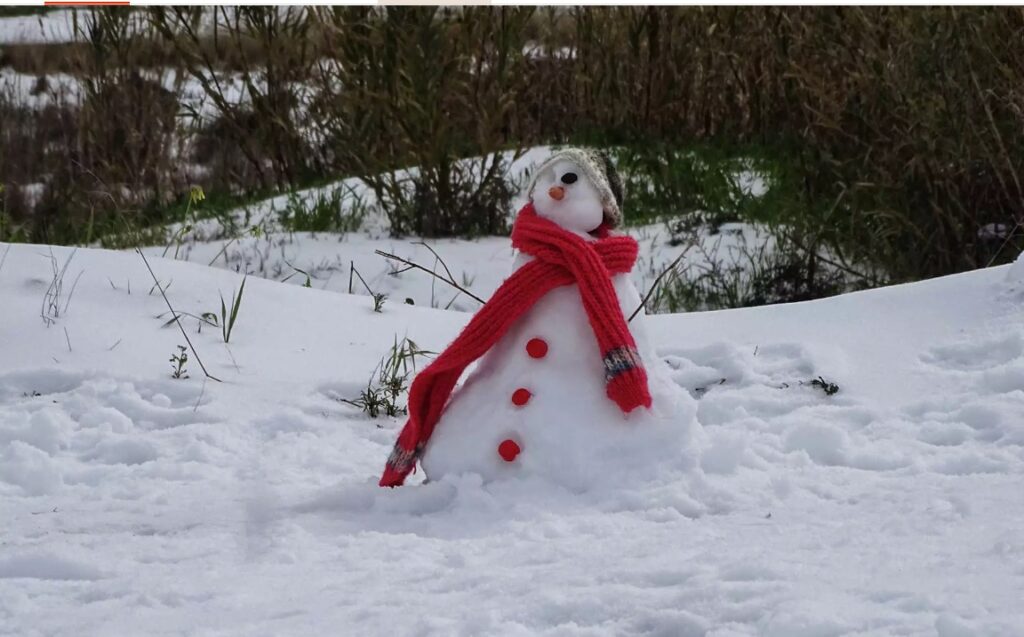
left=137, top=249, right=221, bottom=383
left=375, top=248, right=485, bottom=305
left=629, top=246, right=692, bottom=321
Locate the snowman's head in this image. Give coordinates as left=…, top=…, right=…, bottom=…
left=527, top=148, right=625, bottom=233
left=531, top=159, right=605, bottom=234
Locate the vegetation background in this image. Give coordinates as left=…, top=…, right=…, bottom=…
left=1, top=6, right=1022, bottom=306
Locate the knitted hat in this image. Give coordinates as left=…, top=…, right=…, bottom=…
left=527, top=148, right=625, bottom=228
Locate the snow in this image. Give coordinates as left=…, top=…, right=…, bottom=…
left=523, top=42, right=576, bottom=61
left=2, top=235, right=1024, bottom=634
left=0, top=11, right=79, bottom=45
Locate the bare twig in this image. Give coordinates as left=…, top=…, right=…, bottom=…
left=349, top=263, right=388, bottom=311
left=193, top=376, right=207, bottom=413
left=414, top=241, right=458, bottom=288
left=136, top=249, right=221, bottom=383
left=156, top=309, right=218, bottom=330
left=375, top=248, right=485, bottom=305
left=62, top=270, right=85, bottom=317
left=222, top=342, right=241, bottom=373
left=63, top=327, right=72, bottom=353
left=207, top=237, right=238, bottom=266
left=775, top=228, right=882, bottom=286
left=350, top=264, right=374, bottom=296
left=0, top=243, right=11, bottom=275
left=629, top=246, right=692, bottom=321
left=40, top=248, right=81, bottom=326
left=149, top=278, right=172, bottom=296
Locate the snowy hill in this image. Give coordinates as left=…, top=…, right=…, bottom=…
left=2, top=241, right=1023, bottom=635
left=139, top=145, right=770, bottom=316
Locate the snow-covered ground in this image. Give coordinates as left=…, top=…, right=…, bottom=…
left=2, top=235, right=1024, bottom=635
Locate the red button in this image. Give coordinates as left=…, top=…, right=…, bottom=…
left=511, top=388, right=532, bottom=406
left=498, top=439, right=521, bottom=462
left=526, top=338, right=548, bottom=359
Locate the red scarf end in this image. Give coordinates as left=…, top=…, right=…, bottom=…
left=380, top=439, right=420, bottom=487
left=606, top=367, right=653, bottom=413
left=379, top=466, right=408, bottom=487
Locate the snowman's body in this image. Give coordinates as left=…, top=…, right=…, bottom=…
left=420, top=259, right=698, bottom=489
left=418, top=155, right=698, bottom=489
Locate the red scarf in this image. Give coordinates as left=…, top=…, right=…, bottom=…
left=379, top=203, right=652, bottom=487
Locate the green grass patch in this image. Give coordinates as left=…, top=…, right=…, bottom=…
left=607, top=142, right=802, bottom=230
left=275, top=186, right=368, bottom=234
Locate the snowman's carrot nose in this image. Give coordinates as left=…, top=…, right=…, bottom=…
left=548, top=186, right=565, bottom=201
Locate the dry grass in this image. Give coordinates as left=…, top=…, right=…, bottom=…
left=0, top=7, right=1021, bottom=282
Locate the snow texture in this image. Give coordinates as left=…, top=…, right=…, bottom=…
left=2, top=233, right=1024, bottom=635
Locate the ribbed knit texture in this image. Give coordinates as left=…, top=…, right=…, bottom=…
left=379, top=204, right=651, bottom=487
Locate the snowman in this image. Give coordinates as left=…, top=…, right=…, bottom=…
left=380, top=148, right=699, bottom=489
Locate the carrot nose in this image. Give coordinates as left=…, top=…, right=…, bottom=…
left=548, top=186, right=565, bottom=201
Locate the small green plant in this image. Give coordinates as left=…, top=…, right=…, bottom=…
left=200, top=311, right=219, bottom=330
left=218, top=276, right=246, bottom=343
left=163, top=185, right=206, bottom=259
left=277, top=186, right=367, bottom=233
left=170, top=344, right=190, bottom=379
left=341, top=336, right=433, bottom=419
left=281, top=262, right=313, bottom=288
left=350, top=264, right=386, bottom=312
left=157, top=309, right=218, bottom=334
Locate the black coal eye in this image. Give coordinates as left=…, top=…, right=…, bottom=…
left=561, top=172, right=578, bottom=185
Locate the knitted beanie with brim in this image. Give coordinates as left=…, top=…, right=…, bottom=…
left=527, top=148, right=625, bottom=228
